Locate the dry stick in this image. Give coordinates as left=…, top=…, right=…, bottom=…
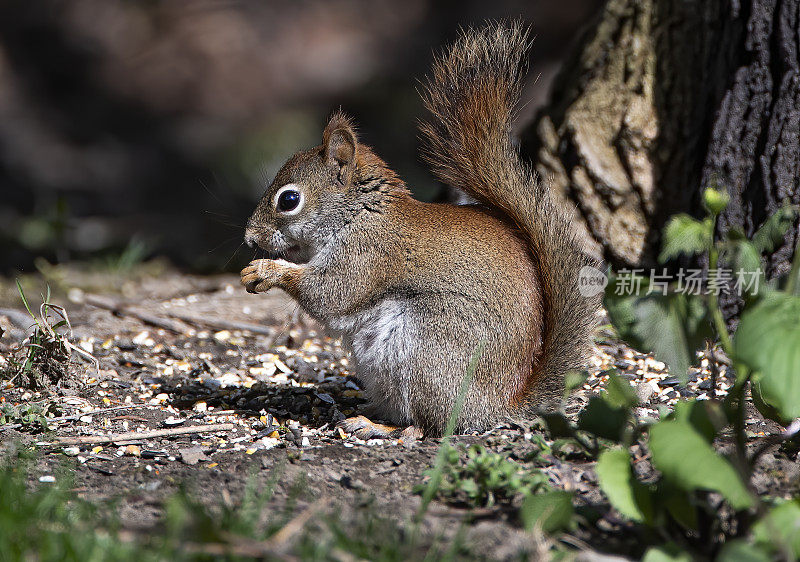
left=0, top=308, right=36, bottom=331
left=50, top=423, right=235, bottom=446
left=182, top=541, right=299, bottom=561
left=163, top=310, right=274, bottom=336
left=45, top=404, right=153, bottom=425
left=83, top=294, right=189, bottom=334
left=267, top=498, right=331, bottom=550
left=115, top=527, right=301, bottom=562
left=179, top=499, right=330, bottom=560
left=0, top=405, right=149, bottom=432
left=707, top=341, right=719, bottom=396
left=62, top=403, right=152, bottom=416
left=330, top=548, right=370, bottom=562
left=83, top=293, right=274, bottom=336
left=749, top=418, right=800, bottom=467
left=110, top=415, right=149, bottom=422
left=190, top=409, right=236, bottom=417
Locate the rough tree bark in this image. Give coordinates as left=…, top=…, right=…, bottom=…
left=523, top=0, right=800, bottom=276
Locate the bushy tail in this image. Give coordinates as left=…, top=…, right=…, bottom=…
left=419, top=22, right=599, bottom=402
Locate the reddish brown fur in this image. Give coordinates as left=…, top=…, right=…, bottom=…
left=419, top=22, right=599, bottom=404
left=241, top=23, right=598, bottom=436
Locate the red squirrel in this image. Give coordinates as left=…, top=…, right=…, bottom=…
left=241, top=23, right=599, bottom=438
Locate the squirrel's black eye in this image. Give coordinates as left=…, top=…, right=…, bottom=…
left=276, top=189, right=301, bottom=212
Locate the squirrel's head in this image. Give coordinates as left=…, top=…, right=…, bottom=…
left=244, top=111, right=405, bottom=263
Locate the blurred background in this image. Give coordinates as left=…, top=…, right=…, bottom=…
left=0, top=0, right=604, bottom=274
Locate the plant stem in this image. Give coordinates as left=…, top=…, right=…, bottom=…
left=785, top=239, right=800, bottom=295
left=732, top=379, right=749, bottom=481
left=707, top=219, right=752, bottom=489
left=707, top=341, right=718, bottom=397
left=708, top=245, right=734, bottom=355
left=726, top=364, right=755, bottom=491
left=570, top=431, right=599, bottom=457
left=413, top=340, right=485, bottom=533
left=749, top=418, right=800, bottom=468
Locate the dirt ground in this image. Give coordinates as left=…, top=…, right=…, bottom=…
left=1, top=266, right=797, bottom=560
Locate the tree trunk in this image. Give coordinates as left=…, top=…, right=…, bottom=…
left=523, top=0, right=800, bottom=276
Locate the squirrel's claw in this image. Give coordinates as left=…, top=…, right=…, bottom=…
left=240, top=259, right=274, bottom=293
left=337, top=415, right=422, bottom=440
left=241, top=258, right=303, bottom=294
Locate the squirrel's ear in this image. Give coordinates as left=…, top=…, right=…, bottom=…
left=323, top=112, right=357, bottom=182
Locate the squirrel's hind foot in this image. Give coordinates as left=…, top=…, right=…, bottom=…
left=337, top=416, right=423, bottom=440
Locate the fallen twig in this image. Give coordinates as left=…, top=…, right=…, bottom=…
left=1, top=404, right=156, bottom=433
left=52, top=403, right=153, bottom=423
left=189, top=409, right=237, bottom=418
left=0, top=308, right=36, bottom=331
left=163, top=310, right=275, bottom=336
left=110, top=415, right=149, bottom=422
left=82, top=293, right=274, bottom=336
left=181, top=540, right=299, bottom=561
left=182, top=499, right=331, bottom=559
left=83, top=294, right=189, bottom=334
left=749, top=417, right=800, bottom=468
left=49, top=423, right=236, bottom=446
left=267, top=498, right=331, bottom=550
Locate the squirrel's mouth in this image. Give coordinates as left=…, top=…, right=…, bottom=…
left=268, top=246, right=306, bottom=264
left=248, top=228, right=309, bottom=264
left=262, top=243, right=308, bottom=265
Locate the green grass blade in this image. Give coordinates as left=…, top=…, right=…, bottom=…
left=416, top=340, right=486, bottom=520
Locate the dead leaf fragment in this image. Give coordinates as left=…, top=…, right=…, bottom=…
left=179, top=446, right=208, bottom=465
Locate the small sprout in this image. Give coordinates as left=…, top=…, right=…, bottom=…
left=702, top=186, right=730, bottom=215
left=415, top=443, right=550, bottom=508
left=3, top=281, right=98, bottom=393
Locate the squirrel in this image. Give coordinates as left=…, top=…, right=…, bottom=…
left=241, top=23, right=599, bottom=439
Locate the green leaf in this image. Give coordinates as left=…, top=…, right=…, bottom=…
left=564, top=370, right=588, bottom=395
left=658, top=486, right=698, bottom=530
left=16, top=279, right=36, bottom=319
left=459, top=479, right=478, bottom=496
left=670, top=400, right=725, bottom=443
left=750, top=379, right=792, bottom=425
left=648, top=420, right=753, bottom=510
left=752, top=205, right=798, bottom=253
left=751, top=499, right=800, bottom=558
left=520, top=490, right=574, bottom=534
left=717, top=540, right=772, bottom=562
left=596, top=447, right=652, bottom=524
left=702, top=187, right=730, bottom=215
left=539, top=412, right=575, bottom=440
left=604, top=371, right=638, bottom=409
left=659, top=214, right=712, bottom=263
left=578, top=397, right=628, bottom=443
left=721, top=239, right=765, bottom=296
left=641, top=545, right=693, bottom=562
left=605, top=289, right=711, bottom=383
left=735, top=292, right=800, bottom=419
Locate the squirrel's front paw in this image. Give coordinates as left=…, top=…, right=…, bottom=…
left=240, top=259, right=280, bottom=293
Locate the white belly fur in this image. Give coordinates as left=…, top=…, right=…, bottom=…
left=327, top=299, right=414, bottom=425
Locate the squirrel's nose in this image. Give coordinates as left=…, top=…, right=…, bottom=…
left=244, top=228, right=259, bottom=248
